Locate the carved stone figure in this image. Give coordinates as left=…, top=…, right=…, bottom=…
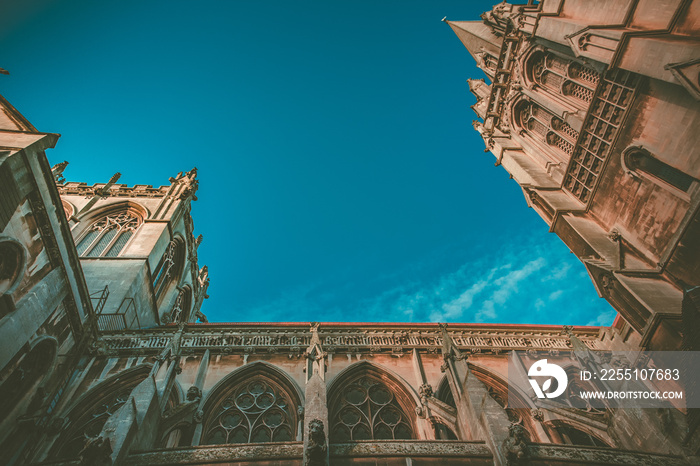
left=503, top=423, right=529, bottom=465
left=186, top=386, right=202, bottom=402
left=305, top=419, right=327, bottom=466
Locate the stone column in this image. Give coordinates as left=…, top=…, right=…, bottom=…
left=439, top=324, right=511, bottom=466
left=302, top=323, right=329, bottom=466
left=190, top=350, right=210, bottom=446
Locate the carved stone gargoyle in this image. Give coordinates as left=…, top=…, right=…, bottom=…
left=305, top=418, right=327, bottom=466
left=503, top=422, right=529, bottom=465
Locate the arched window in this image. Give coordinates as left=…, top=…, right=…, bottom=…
left=329, top=375, right=415, bottom=442
left=514, top=99, right=579, bottom=159
left=0, top=239, right=25, bottom=296
left=552, top=422, right=610, bottom=447
left=434, top=422, right=458, bottom=440
left=76, top=212, right=141, bottom=257
left=202, top=376, right=298, bottom=444
left=164, top=287, right=192, bottom=324
left=52, top=368, right=147, bottom=459
left=526, top=51, right=599, bottom=105
left=435, top=377, right=456, bottom=409
left=624, top=147, right=696, bottom=193
left=153, top=238, right=185, bottom=300
left=0, top=338, right=56, bottom=422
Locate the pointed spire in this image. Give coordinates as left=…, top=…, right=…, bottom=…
left=468, top=78, right=490, bottom=100
left=445, top=20, right=502, bottom=60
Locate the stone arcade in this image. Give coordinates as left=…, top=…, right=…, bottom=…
left=1, top=0, right=700, bottom=464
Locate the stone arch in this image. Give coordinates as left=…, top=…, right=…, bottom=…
left=545, top=419, right=613, bottom=447
left=435, top=374, right=456, bottom=409
left=0, top=336, right=57, bottom=422
left=327, top=360, right=419, bottom=442
left=50, top=364, right=150, bottom=459
left=200, top=361, right=304, bottom=445
left=73, top=200, right=147, bottom=257
left=0, top=236, right=27, bottom=296
left=159, top=380, right=193, bottom=449
left=468, top=362, right=538, bottom=442
left=61, top=199, right=75, bottom=221
left=622, top=145, right=697, bottom=194
left=522, top=48, right=599, bottom=105
left=511, top=97, right=579, bottom=161
left=163, top=285, right=193, bottom=324
left=74, top=199, right=148, bottom=227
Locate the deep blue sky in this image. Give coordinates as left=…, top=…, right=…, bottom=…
left=0, top=0, right=616, bottom=326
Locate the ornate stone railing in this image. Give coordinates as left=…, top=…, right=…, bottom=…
left=96, top=324, right=603, bottom=356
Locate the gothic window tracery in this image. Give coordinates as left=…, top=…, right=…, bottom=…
left=153, top=238, right=185, bottom=300
left=515, top=100, right=580, bottom=158
left=76, top=212, right=141, bottom=257
left=165, top=287, right=192, bottom=324
left=330, top=377, right=414, bottom=442
left=53, top=369, right=147, bottom=459
left=527, top=51, right=599, bottom=105
left=202, top=377, right=297, bottom=445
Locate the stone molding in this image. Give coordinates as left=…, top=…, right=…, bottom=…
left=330, top=440, right=492, bottom=458
left=97, top=325, right=602, bottom=356
left=58, top=182, right=171, bottom=198
left=124, top=442, right=303, bottom=465
left=528, top=443, right=687, bottom=465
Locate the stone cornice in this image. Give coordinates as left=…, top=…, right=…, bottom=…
left=95, top=323, right=604, bottom=356
left=527, top=443, right=687, bottom=465
left=57, top=182, right=170, bottom=198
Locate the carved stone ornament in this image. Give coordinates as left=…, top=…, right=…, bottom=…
left=305, top=419, right=327, bottom=466
left=503, top=422, right=529, bottom=465
left=194, top=409, right=204, bottom=424
left=419, top=383, right=433, bottom=401
left=78, top=436, right=113, bottom=466
left=187, top=386, right=202, bottom=402
left=531, top=408, right=544, bottom=422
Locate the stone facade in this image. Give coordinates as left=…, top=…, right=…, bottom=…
left=445, top=0, right=700, bottom=352
left=1, top=0, right=699, bottom=463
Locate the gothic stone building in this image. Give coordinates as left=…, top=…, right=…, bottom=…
left=446, top=0, right=700, bottom=352
left=1, top=1, right=700, bottom=465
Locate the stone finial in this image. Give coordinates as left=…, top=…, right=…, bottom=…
left=177, top=167, right=199, bottom=201
left=51, top=161, right=69, bottom=184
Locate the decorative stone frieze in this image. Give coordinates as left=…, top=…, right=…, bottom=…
left=98, top=325, right=602, bottom=356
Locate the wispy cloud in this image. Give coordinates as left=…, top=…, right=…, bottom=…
left=354, top=237, right=616, bottom=326
left=236, top=235, right=616, bottom=326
